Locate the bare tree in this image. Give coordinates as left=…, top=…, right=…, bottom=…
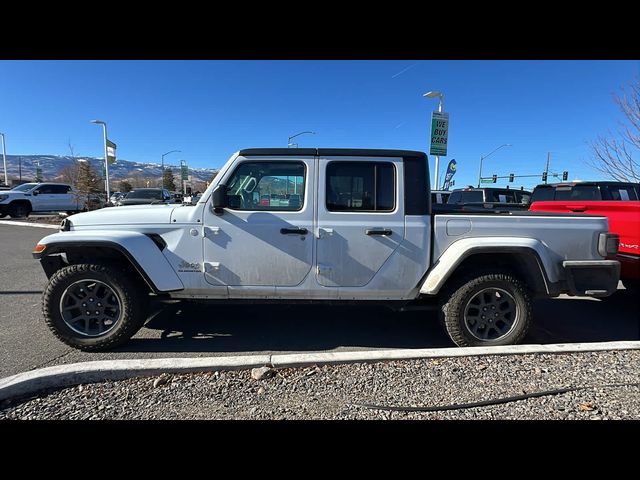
left=58, top=139, right=81, bottom=184
left=129, top=172, right=145, bottom=188
left=589, top=77, right=640, bottom=182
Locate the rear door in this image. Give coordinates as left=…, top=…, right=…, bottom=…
left=51, top=184, right=75, bottom=210
left=316, top=156, right=405, bottom=286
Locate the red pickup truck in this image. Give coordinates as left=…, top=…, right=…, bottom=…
left=529, top=181, right=640, bottom=290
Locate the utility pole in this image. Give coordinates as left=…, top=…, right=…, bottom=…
left=544, top=152, right=551, bottom=184
left=90, top=120, right=110, bottom=203
left=0, top=133, right=7, bottom=186
left=19, top=156, right=22, bottom=182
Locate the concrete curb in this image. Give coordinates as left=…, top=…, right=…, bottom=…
left=1, top=340, right=639, bottom=402
left=0, top=220, right=59, bottom=229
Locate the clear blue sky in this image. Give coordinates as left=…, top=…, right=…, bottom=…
left=1, top=60, right=638, bottom=189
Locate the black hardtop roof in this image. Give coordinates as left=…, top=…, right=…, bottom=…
left=238, top=148, right=427, bottom=158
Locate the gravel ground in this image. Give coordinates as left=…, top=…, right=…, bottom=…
left=2, top=350, right=639, bottom=419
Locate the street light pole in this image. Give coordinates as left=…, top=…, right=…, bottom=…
left=0, top=133, right=7, bottom=186
left=423, top=91, right=444, bottom=190
left=90, top=120, right=110, bottom=203
left=288, top=131, right=316, bottom=148
left=477, top=144, right=512, bottom=187
left=161, top=150, right=181, bottom=188
left=162, top=150, right=181, bottom=171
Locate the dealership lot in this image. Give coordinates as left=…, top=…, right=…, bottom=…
left=1, top=224, right=638, bottom=379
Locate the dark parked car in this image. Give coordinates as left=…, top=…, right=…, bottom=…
left=435, top=186, right=532, bottom=213
left=431, top=190, right=451, bottom=205
left=116, top=188, right=172, bottom=206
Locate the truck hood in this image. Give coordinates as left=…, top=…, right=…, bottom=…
left=68, top=204, right=177, bottom=227
left=0, top=191, right=27, bottom=203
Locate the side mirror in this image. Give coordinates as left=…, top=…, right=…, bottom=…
left=32, top=190, right=39, bottom=196
left=212, top=184, right=228, bottom=214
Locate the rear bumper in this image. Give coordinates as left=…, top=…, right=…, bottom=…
left=562, top=260, right=620, bottom=297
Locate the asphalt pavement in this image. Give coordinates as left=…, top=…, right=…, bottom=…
left=1, top=223, right=638, bottom=379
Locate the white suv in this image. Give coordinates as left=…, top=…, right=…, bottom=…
left=0, top=182, right=86, bottom=218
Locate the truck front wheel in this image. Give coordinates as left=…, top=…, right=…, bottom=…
left=42, top=263, right=149, bottom=351
left=8, top=201, right=31, bottom=218
left=441, top=271, right=532, bottom=347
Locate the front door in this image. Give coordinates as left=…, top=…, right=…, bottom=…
left=316, top=157, right=405, bottom=287
left=203, top=157, right=314, bottom=288
left=31, top=185, right=56, bottom=211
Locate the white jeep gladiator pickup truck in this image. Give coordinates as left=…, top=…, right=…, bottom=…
left=32, top=149, right=620, bottom=350
left=0, top=182, right=86, bottom=218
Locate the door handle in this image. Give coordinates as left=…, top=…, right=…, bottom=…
left=569, top=205, right=586, bottom=212
left=280, top=228, right=308, bottom=235
left=365, top=229, right=392, bottom=236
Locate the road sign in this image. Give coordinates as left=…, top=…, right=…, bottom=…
left=180, top=161, right=188, bottom=181
left=429, top=111, right=449, bottom=156
left=480, top=179, right=494, bottom=184
left=106, top=139, right=117, bottom=164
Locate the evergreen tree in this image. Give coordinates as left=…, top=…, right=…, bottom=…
left=163, top=167, right=176, bottom=191
left=76, top=161, right=102, bottom=210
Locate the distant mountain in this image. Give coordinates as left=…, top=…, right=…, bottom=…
left=1, top=155, right=218, bottom=184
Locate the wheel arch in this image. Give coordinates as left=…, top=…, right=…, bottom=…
left=8, top=199, right=32, bottom=214
left=420, top=240, right=554, bottom=297
left=34, top=235, right=184, bottom=294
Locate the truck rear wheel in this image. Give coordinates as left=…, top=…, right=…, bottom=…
left=441, top=271, right=531, bottom=347
left=42, top=263, right=149, bottom=351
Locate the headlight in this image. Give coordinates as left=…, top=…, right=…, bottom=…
left=0, top=194, right=8, bottom=202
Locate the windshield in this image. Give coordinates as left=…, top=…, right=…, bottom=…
left=11, top=183, right=38, bottom=192
left=125, top=190, right=163, bottom=199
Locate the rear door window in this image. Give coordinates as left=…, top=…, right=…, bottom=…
left=326, top=162, right=395, bottom=212
left=601, top=185, right=639, bottom=201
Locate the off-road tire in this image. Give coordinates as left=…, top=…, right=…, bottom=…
left=8, top=201, right=31, bottom=218
left=43, top=263, right=148, bottom=351
left=441, top=271, right=532, bottom=347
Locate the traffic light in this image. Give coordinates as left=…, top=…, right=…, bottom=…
left=492, top=174, right=497, bottom=183
left=509, top=173, right=514, bottom=182
left=562, top=171, right=568, bottom=181
left=542, top=171, right=548, bottom=182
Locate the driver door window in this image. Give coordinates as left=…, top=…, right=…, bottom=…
left=225, top=161, right=305, bottom=211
